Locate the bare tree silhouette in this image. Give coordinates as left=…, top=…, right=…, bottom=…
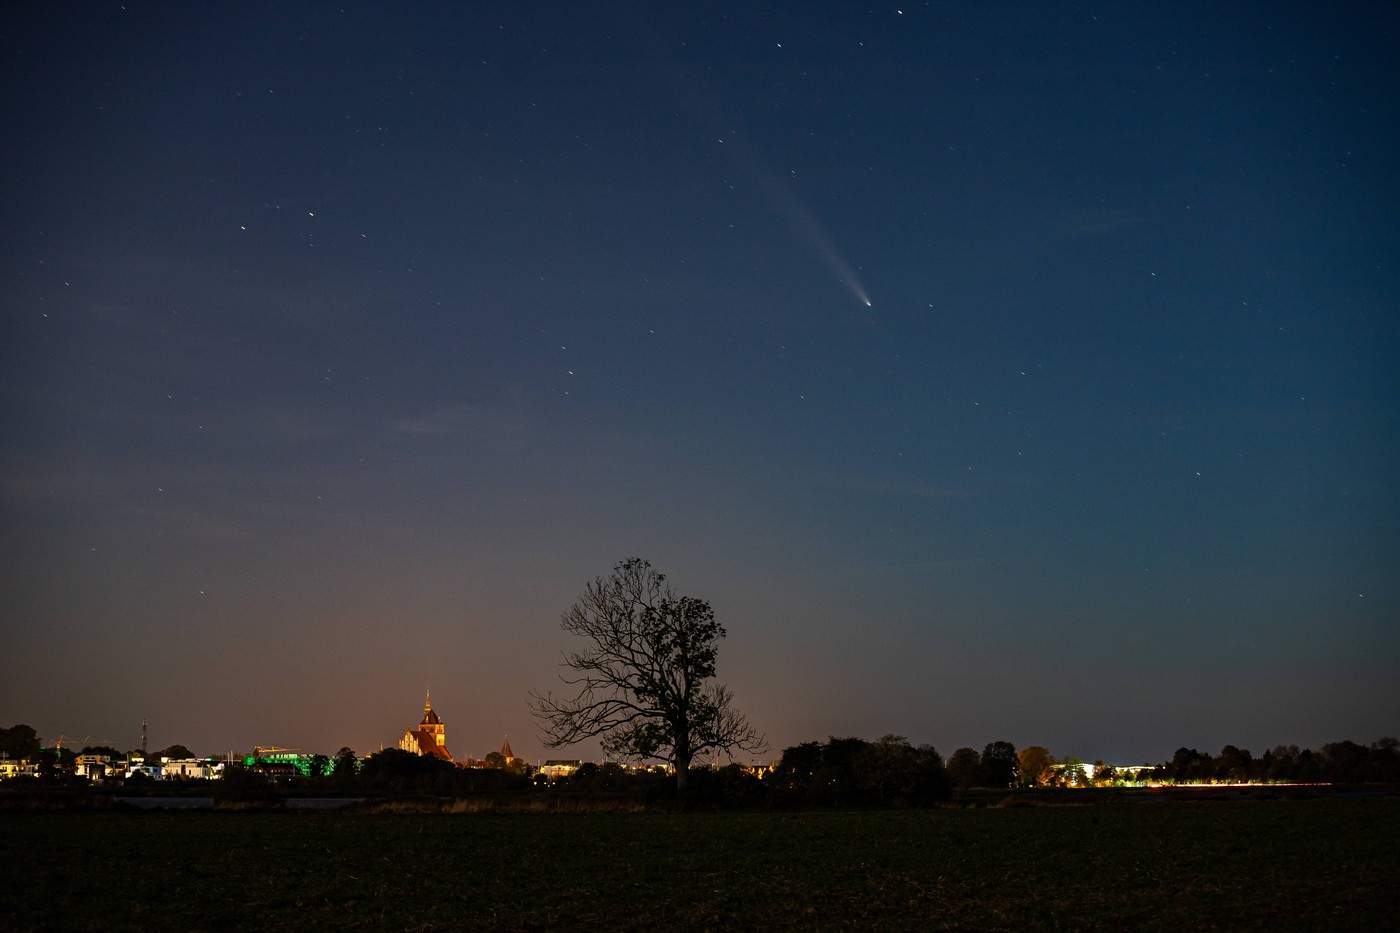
left=531, top=557, right=765, bottom=795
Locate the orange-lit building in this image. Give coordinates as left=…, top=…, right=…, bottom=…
left=398, top=692, right=453, bottom=762
left=740, top=762, right=778, bottom=780
left=537, top=759, right=581, bottom=780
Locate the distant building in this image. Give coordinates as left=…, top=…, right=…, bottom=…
left=1104, top=764, right=1155, bottom=782
left=398, top=692, right=453, bottom=762
left=74, top=754, right=115, bottom=781
left=244, top=748, right=326, bottom=778
left=537, top=759, right=582, bottom=780
left=124, top=755, right=162, bottom=780
left=461, top=738, right=522, bottom=770
left=0, top=755, right=35, bottom=780
left=161, top=758, right=217, bottom=780
left=1113, top=764, right=1155, bottom=777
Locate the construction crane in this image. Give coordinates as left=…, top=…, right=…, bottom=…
left=252, top=746, right=300, bottom=758
left=49, top=735, right=91, bottom=755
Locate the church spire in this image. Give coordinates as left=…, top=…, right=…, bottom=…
left=419, top=689, right=442, bottom=727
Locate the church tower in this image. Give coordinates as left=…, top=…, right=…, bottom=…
left=419, top=691, right=446, bottom=748
left=398, top=690, right=453, bottom=760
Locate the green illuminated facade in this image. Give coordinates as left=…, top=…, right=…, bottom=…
left=243, top=752, right=317, bottom=776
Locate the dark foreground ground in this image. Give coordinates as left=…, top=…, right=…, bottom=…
left=3, top=798, right=1397, bottom=931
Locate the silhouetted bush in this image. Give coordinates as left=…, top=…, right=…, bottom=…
left=773, top=735, right=950, bottom=808
left=355, top=749, right=531, bottom=796
left=214, top=764, right=278, bottom=802
left=684, top=764, right=768, bottom=808
left=978, top=742, right=1019, bottom=789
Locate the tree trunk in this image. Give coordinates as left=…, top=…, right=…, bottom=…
left=674, top=755, right=691, bottom=798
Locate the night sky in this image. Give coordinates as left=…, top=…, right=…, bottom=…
left=3, top=2, right=1397, bottom=763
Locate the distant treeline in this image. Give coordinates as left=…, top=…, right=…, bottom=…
left=212, top=735, right=1400, bottom=806
left=1147, top=740, right=1400, bottom=785
left=7, top=726, right=1399, bottom=808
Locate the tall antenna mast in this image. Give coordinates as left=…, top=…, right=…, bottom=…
left=141, top=720, right=148, bottom=756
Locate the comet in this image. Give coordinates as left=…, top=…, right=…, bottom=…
left=741, top=146, right=874, bottom=309
left=649, top=49, right=873, bottom=307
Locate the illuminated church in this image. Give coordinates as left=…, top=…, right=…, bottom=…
left=399, top=691, right=454, bottom=761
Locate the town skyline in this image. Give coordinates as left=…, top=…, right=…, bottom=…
left=9, top=678, right=1393, bottom=768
